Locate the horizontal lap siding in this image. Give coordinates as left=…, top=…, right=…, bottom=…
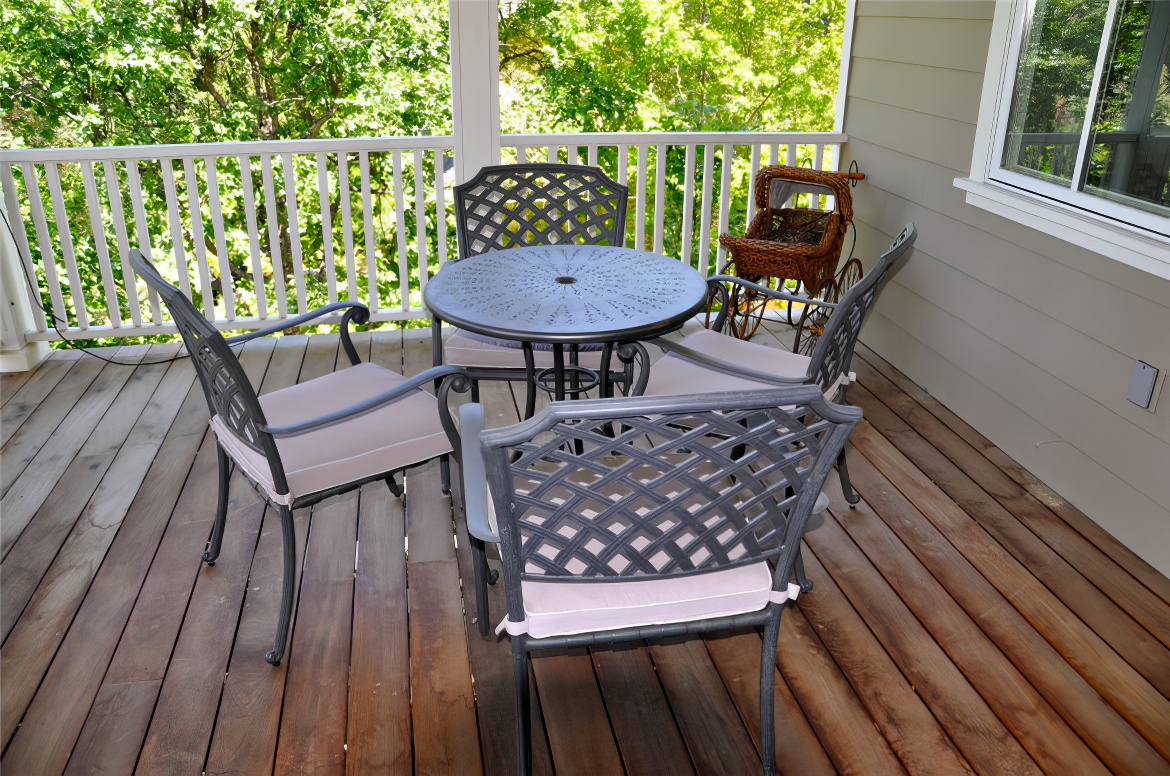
left=843, top=0, right=1170, bottom=574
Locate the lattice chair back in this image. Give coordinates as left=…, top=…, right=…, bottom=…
left=806, top=223, right=917, bottom=395
left=128, top=250, right=290, bottom=496
left=454, top=164, right=628, bottom=258
left=479, top=388, right=860, bottom=615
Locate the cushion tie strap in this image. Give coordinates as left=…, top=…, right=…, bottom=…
left=495, top=617, right=530, bottom=637
left=768, top=582, right=802, bottom=606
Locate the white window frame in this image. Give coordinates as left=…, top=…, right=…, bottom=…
left=955, top=0, right=1170, bottom=280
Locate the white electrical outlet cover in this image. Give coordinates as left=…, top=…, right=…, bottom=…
left=1127, top=361, right=1158, bottom=409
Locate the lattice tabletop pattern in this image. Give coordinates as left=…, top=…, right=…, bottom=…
left=424, top=245, right=709, bottom=344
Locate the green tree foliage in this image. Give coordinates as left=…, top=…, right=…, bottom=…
left=498, top=0, right=843, bottom=133
left=1, top=0, right=451, bottom=146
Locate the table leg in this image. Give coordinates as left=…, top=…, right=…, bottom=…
left=569, top=345, right=581, bottom=397
left=599, top=343, right=614, bottom=398
left=522, top=343, right=537, bottom=419
left=553, top=345, right=566, bottom=402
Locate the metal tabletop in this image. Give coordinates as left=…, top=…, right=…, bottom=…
left=423, top=245, right=710, bottom=345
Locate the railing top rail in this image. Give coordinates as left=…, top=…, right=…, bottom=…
left=0, top=131, right=846, bottom=165
left=0, top=135, right=457, bottom=163
left=501, top=131, right=848, bottom=146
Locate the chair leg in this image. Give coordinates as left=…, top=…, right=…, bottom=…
left=759, top=608, right=783, bottom=776
left=203, top=445, right=231, bottom=565
left=440, top=454, right=451, bottom=495
left=793, top=548, right=814, bottom=594
left=385, top=473, right=403, bottom=499
left=838, top=448, right=860, bottom=508
left=513, top=641, right=532, bottom=776
left=267, top=505, right=297, bottom=666
left=473, top=537, right=491, bottom=637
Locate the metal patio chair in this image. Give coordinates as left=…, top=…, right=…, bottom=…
left=457, top=386, right=861, bottom=775
left=643, top=223, right=916, bottom=522
left=433, top=163, right=637, bottom=416
left=129, top=249, right=468, bottom=665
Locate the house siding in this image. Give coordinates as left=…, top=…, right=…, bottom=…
left=842, top=0, right=1170, bottom=574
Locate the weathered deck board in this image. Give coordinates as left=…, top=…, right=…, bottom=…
left=854, top=343, right=1170, bottom=607
left=1, top=328, right=1167, bottom=776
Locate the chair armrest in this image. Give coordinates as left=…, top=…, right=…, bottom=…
left=649, top=337, right=811, bottom=387
left=708, top=275, right=838, bottom=310
left=459, top=403, right=500, bottom=543
left=226, top=301, right=371, bottom=365
left=262, top=365, right=470, bottom=437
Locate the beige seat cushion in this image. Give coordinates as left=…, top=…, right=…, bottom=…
left=644, top=329, right=812, bottom=396
left=444, top=329, right=621, bottom=371
left=515, top=562, right=775, bottom=639
left=211, top=362, right=451, bottom=505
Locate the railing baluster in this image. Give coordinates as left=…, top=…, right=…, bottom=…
left=435, top=150, right=448, bottom=266
left=1, top=163, right=48, bottom=332
left=237, top=155, right=267, bottom=319
left=748, top=144, right=762, bottom=227
left=315, top=152, right=337, bottom=303
left=392, top=149, right=410, bottom=311
left=22, top=163, right=68, bottom=326
left=260, top=154, right=287, bottom=316
left=359, top=151, right=378, bottom=313
left=698, top=145, right=715, bottom=276
left=812, top=144, right=826, bottom=209
left=515, top=145, right=526, bottom=164
left=652, top=144, right=666, bottom=255
left=80, top=162, right=122, bottom=327
left=634, top=145, right=648, bottom=251
left=681, top=145, right=696, bottom=268
left=43, top=163, right=88, bottom=329
left=567, top=145, right=578, bottom=165
left=338, top=152, right=358, bottom=302
left=588, top=146, right=599, bottom=167
left=204, top=157, right=234, bottom=321
left=281, top=153, right=307, bottom=315
left=160, top=160, right=193, bottom=301
left=414, top=149, right=429, bottom=296
left=124, top=160, right=162, bottom=324
left=103, top=161, right=143, bottom=327
left=616, top=145, right=629, bottom=246
left=182, top=158, right=215, bottom=319
left=715, top=144, right=734, bottom=268
left=772, top=143, right=782, bottom=166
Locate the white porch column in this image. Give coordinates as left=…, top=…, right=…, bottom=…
left=0, top=179, right=50, bottom=372
left=449, top=0, right=501, bottom=185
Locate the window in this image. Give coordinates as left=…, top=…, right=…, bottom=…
left=958, top=0, right=1170, bottom=273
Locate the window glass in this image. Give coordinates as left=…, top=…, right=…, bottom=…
left=1084, top=0, right=1170, bottom=214
left=1000, top=0, right=1109, bottom=183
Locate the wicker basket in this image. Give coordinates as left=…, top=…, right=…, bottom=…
left=716, top=166, right=862, bottom=339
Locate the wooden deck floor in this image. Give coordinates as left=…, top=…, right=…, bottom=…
left=2, top=326, right=1168, bottom=775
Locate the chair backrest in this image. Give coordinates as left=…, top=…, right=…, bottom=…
left=453, top=163, right=628, bottom=258
left=806, top=223, right=917, bottom=394
left=128, top=249, right=289, bottom=495
left=477, top=387, right=860, bottom=615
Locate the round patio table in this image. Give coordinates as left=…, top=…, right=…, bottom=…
left=424, top=244, right=709, bottom=403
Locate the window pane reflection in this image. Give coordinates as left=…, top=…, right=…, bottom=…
left=1001, top=0, right=1109, bottom=183
left=1085, top=0, right=1170, bottom=214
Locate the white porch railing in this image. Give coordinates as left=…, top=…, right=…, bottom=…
left=0, top=131, right=845, bottom=341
